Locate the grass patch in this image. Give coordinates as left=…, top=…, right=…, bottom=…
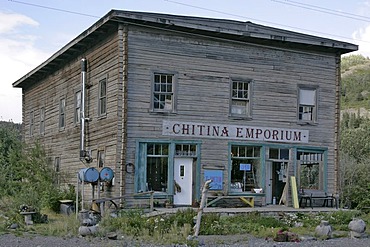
left=1, top=208, right=369, bottom=245
left=31, top=210, right=80, bottom=237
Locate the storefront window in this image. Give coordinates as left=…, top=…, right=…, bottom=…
left=146, top=143, right=169, bottom=192
left=297, top=151, right=323, bottom=190
left=230, top=145, right=261, bottom=192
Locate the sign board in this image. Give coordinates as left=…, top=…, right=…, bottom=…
left=204, top=170, right=223, bottom=190
left=163, top=120, right=309, bottom=143
left=240, top=163, right=251, bottom=171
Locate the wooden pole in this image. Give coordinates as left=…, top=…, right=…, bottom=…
left=193, top=179, right=212, bottom=238
left=76, top=173, right=79, bottom=219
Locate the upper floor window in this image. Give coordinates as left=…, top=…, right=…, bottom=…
left=152, top=73, right=176, bottom=113
left=230, top=80, right=252, bottom=117
left=98, top=77, right=107, bottom=116
left=75, top=91, right=81, bottom=124
left=298, top=87, right=317, bottom=122
left=29, top=111, right=34, bottom=136
left=40, top=107, right=45, bottom=135
left=59, top=98, right=66, bottom=129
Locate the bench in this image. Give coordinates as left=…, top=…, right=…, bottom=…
left=206, top=195, right=255, bottom=208
left=299, top=189, right=337, bottom=209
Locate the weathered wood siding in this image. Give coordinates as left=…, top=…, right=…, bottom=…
left=22, top=27, right=123, bottom=202
left=21, top=21, right=340, bottom=208
left=124, top=26, right=338, bottom=196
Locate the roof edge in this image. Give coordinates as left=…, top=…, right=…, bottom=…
left=13, top=10, right=358, bottom=88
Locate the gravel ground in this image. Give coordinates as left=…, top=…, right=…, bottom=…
left=0, top=233, right=369, bottom=247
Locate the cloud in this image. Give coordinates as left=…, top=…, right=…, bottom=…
left=352, top=24, right=370, bottom=58
left=0, top=12, right=38, bottom=33
left=0, top=12, right=50, bottom=123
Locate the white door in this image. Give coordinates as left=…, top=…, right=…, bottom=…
left=173, top=158, right=193, bottom=205
left=265, top=161, right=273, bottom=204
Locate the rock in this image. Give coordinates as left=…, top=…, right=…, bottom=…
left=349, top=219, right=366, bottom=233
left=107, top=232, right=117, bottom=240
left=9, top=223, right=19, bottom=229
left=78, top=225, right=99, bottom=236
left=315, top=220, right=332, bottom=239
left=349, top=218, right=367, bottom=238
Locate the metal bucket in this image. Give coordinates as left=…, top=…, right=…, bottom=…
left=79, top=167, right=99, bottom=183
left=99, top=167, right=114, bottom=182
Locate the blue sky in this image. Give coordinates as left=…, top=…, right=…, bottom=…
left=1, top=0, right=370, bottom=123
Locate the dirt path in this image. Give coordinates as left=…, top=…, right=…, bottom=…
left=0, top=233, right=369, bottom=247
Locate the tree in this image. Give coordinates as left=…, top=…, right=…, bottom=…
left=341, top=118, right=370, bottom=161
left=340, top=154, right=370, bottom=209
left=0, top=125, right=74, bottom=214
left=0, top=125, right=23, bottom=197
left=339, top=116, right=370, bottom=209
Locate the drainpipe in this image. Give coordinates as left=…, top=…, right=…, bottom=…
left=80, top=58, right=87, bottom=161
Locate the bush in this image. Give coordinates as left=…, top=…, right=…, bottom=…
left=0, top=125, right=76, bottom=220
left=340, top=154, right=370, bottom=209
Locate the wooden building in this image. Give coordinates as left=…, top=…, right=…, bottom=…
left=13, top=10, right=357, bottom=208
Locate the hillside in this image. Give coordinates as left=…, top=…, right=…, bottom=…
left=341, top=54, right=370, bottom=117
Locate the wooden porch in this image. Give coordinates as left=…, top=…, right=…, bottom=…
left=145, top=204, right=341, bottom=217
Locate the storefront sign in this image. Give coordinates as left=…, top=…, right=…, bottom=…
left=240, top=163, right=251, bottom=171
left=204, top=170, right=223, bottom=190
left=162, top=120, right=309, bottom=143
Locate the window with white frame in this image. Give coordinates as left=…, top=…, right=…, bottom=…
left=40, top=107, right=45, bottom=135
left=175, top=144, right=197, bottom=157
left=230, top=80, right=251, bottom=117
left=98, top=78, right=107, bottom=116
left=29, top=111, right=34, bottom=136
left=146, top=143, right=169, bottom=192
left=230, top=145, right=261, bottom=192
left=298, top=88, right=317, bottom=122
left=59, top=98, right=66, bottom=129
left=152, top=73, right=176, bottom=112
left=75, top=91, right=81, bottom=124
